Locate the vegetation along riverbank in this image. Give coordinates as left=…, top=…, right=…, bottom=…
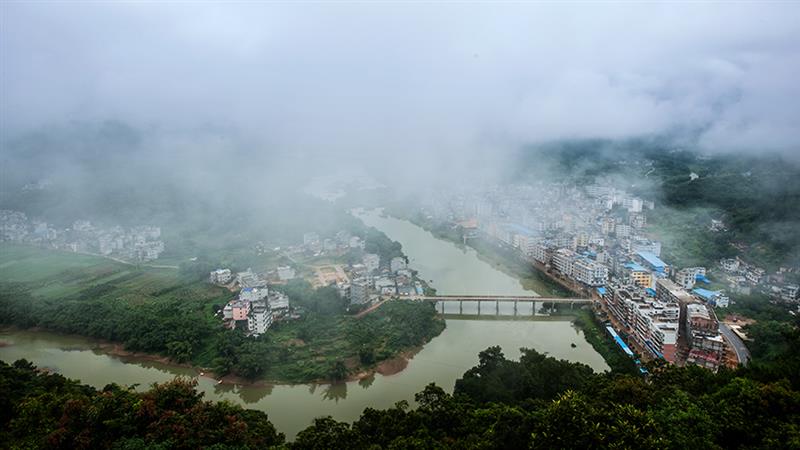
left=0, top=244, right=445, bottom=384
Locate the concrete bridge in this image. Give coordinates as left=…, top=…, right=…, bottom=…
left=401, top=295, right=592, bottom=315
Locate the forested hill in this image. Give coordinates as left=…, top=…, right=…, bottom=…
left=513, top=140, right=800, bottom=269
left=4, top=314, right=799, bottom=449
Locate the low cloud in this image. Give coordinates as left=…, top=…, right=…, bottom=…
left=2, top=2, right=799, bottom=160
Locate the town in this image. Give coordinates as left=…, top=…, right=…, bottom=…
left=0, top=210, right=165, bottom=262
left=412, top=181, right=800, bottom=372
left=210, top=228, right=425, bottom=337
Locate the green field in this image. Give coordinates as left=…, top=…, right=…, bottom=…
left=0, top=243, right=444, bottom=383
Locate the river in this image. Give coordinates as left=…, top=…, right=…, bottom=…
left=0, top=209, right=608, bottom=439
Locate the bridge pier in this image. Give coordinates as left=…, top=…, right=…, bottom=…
left=514, top=300, right=518, bottom=315
left=496, top=300, right=499, bottom=315
left=478, top=301, right=481, bottom=315
left=459, top=300, right=462, bottom=315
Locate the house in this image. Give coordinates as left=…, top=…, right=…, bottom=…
left=692, top=288, right=730, bottom=308
left=230, top=300, right=250, bottom=322
left=210, top=268, right=233, bottom=285
left=363, top=253, right=380, bottom=273
left=240, top=287, right=269, bottom=302
left=268, top=292, right=291, bottom=318
left=637, top=251, right=669, bottom=275
left=781, top=285, right=799, bottom=302
left=674, top=267, right=707, bottom=290
left=248, top=301, right=273, bottom=336
left=350, top=278, right=370, bottom=305
left=390, top=257, right=407, bottom=273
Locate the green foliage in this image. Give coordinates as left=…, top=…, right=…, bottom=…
left=0, top=360, right=285, bottom=449
left=290, top=334, right=800, bottom=449
left=0, top=245, right=445, bottom=384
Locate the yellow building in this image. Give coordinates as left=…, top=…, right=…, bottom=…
left=626, top=262, right=653, bottom=288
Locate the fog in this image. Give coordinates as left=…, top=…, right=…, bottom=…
left=3, top=2, right=800, bottom=163
left=1, top=3, right=799, bottom=265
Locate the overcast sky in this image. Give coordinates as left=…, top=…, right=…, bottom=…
left=2, top=2, right=799, bottom=158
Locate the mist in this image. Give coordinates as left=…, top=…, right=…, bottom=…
left=3, top=2, right=800, bottom=166
left=2, top=2, right=799, bottom=262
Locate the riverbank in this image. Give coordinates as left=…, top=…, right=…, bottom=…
left=385, top=210, right=573, bottom=297
left=0, top=324, right=440, bottom=387
left=376, top=210, right=635, bottom=374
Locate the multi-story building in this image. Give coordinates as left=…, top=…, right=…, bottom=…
left=781, top=285, right=799, bottom=302
left=639, top=252, right=669, bottom=276
left=685, top=303, right=725, bottom=370
left=229, top=300, right=250, bottom=322
left=674, top=267, right=707, bottom=290
left=615, top=224, right=632, bottom=238
left=624, top=262, right=653, bottom=289
left=363, top=253, right=380, bottom=273
left=530, top=243, right=551, bottom=265
left=692, top=288, right=730, bottom=308
left=572, top=258, right=608, bottom=287
left=656, top=278, right=694, bottom=304
left=390, top=257, right=407, bottom=273
left=240, top=287, right=269, bottom=303
left=603, top=285, right=679, bottom=363
left=601, top=217, right=616, bottom=235
left=350, top=278, right=370, bottom=305
left=247, top=301, right=273, bottom=336
left=552, top=249, right=576, bottom=278
left=631, top=238, right=661, bottom=257
left=210, top=268, right=233, bottom=285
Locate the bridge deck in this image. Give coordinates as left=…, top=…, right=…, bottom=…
left=406, top=295, right=591, bottom=303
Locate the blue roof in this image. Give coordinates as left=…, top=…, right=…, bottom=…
left=242, top=287, right=254, bottom=292
left=625, top=262, right=647, bottom=272
left=645, top=288, right=657, bottom=297
left=606, top=326, right=635, bottom=357
left=692, top=288, right=720, bottom=300
left=597, top=287, right=607, bottom=295
left=644, top=339, right=664, bottom=359
left=637, top=251, right=666, bottom=270
left=695, top=274, right=711, bottom=284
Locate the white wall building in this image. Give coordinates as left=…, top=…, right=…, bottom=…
left=390, top=256, right=407, bottom=273
left=363, top=253, right=380, bottom=273
left=248, top=301, right=273, bottom=336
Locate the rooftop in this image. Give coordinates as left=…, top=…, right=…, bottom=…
left=637, top=251, right=667, bottom=270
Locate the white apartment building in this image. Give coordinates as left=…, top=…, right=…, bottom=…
left=572, top=258, right=608, bottom=287
left=552, top=249, right=576, bottom=277
left=363, top=253, right=380, bottom=273
left=210, top=268, right=233, bottom=285
left=390, top=256, right=407, bottom=273
left=350, top=278, right=371, bottom=305
left=248, top=301, right=273, bottom=336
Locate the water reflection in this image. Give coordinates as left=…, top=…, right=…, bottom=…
left=1, top=211, right=610, bottom=439
left=322, top=382, right=348, bottom=402
left=214, top=381, right=275, bottom=404
left=358, top=374, right=375, bottom=389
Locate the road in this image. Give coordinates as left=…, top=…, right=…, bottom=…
left=719, top=323, right=751, bottom=366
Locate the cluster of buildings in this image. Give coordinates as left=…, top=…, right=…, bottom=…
left=1, top=210, right=165, bottom=262
left=290, top=230, right=366, bottom=258
left=347, top=254, right=424, bottom=305
left=719, top=257, right=799, bottom=303
left=599, top=279, right=735, bottom=371
left=212, top=268, right=293, bottom=336
left=286, top=229, right=424, bottom=308
left=416, top=182, right=751, bottom=370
